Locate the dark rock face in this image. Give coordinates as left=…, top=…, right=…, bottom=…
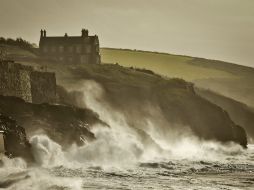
left=66, top=65, right=248, bottom=147
left=232, top=125, right=247, bottom=148
left=0, top=114, right=33, bottom=161
left=0, top=95, right=106, bottom=148
left=196, top=88, right=254, bottom=143
left=153, top=80, right=248, bottom=147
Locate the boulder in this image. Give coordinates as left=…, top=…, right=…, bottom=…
left=0, top=114, right=33, bottom=162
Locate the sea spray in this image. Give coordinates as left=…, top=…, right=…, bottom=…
left=0, top=138, right=83, bottom=190
left=1, top=79, right=250, bottom=189
left=30, top=135, right=66, bottom=167
left=27, top=133, right=247, bottom=168
left=68, top=80, right=247, bottom=163
left=66, top=125, right=142, bottom=167
left=0, top=135, right=249, bottom=189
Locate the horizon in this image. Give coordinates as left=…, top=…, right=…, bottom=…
left=1, top=0, right=253, bottom=67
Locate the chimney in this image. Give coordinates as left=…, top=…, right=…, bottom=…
left=40, top=29, right=43, bottom=38
left=43, top=30, right=46, bottom=37
left=81, top=29, right=88, bottom=37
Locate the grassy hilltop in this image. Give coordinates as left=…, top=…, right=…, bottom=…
left=101, top=48, right=234, bottom=80
left=101, top=48, right=254, bottom=107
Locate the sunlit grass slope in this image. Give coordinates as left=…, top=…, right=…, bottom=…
left=101, top=48, right=236, bottom=81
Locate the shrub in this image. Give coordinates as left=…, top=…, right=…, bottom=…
left=0, top=37, right=34, bottom=51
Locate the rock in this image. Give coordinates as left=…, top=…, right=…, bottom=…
left=0, top=114, right=33, bottom=162
left=0, top=95, right=107, bottom=148
left=232, top=125, right=247, bottom=148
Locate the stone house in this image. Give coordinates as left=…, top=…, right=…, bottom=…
left=39, top=29, right=101, bottom=64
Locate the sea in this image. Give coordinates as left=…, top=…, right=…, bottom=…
left=1, top=81, right=254, bottom=190
left=0, top=136, right=253, bottom=190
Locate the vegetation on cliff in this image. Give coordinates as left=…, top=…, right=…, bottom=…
left=101, top=48, right=254, bottom=107
left=0, top=37, right=35, bottom=51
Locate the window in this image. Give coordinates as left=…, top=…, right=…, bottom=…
left=59, top=46, right=64, bottom=53
left=76, top=45, right=81, bottom=53
left=85, top=45, right=91, bottom=53
left=51, top=46, right=56, bottom=52
left=83, top=38, right=89, bottom=43
left=68, top=46, right=73, bottom=53
left=43, top=46, right=48, bottom=53
left=80, top=55, right=89, bottom=64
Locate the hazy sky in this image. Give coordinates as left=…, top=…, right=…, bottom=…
left=1, top=0, right=254, bottom=67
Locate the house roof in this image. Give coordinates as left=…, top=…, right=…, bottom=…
left=40, top=35, right=98, bottom=46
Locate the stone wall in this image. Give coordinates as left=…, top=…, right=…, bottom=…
left=19, top=69, right=33, bottom=102
left=31, top=71, right=56, bottom=104
left=0, top=60, right=56, bottom=104
left=0, top=61, right=33, bottom=102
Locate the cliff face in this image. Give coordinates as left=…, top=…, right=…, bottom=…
left=153, top=81, right=247, bottom=147
left=0, top=45, right=249, bottom=148
left=196, top=88, right=254, bottom=143
left=0, top=95, right=106, bottom=148
left=50, top=63, right=247, bottom=147
left=0, top=114, right=33, bottom=161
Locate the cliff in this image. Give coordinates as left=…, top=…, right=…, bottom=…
left=0, top=95, right=107, bottom=148
left=0, top=45, right=249, bottom=148
left=0, top=114, right=33, bottom=162
left=49, top=63, right=247, bottom=147
left=196, top=88, right=254, bottom=143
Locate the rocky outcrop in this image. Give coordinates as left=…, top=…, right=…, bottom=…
left=0, top=95, right=107, bottom=148
left=0, top=114, right=33, bottom=161
left=153, top=79, right=247, bottom=147
left=232, top=125, right=247, bottom=148
left=66, top=64, right=248, bottom=147
left=196, top=88, right=254, bottom=143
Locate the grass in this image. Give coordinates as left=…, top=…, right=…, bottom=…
left=101, top=48, right=236, bottom=81
left=101, top=48, right=254, bottom=107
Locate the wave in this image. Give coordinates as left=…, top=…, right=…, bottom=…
left=1, top=80, right=253, bottom=189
